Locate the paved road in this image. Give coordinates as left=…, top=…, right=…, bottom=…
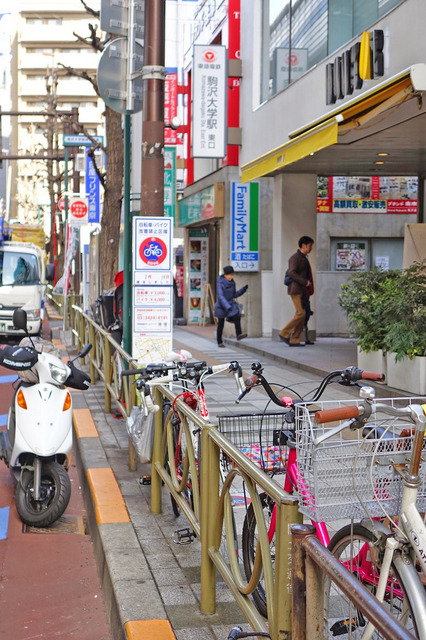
left=0, top=318, right=112, bottom=640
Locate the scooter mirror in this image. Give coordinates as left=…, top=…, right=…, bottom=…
left=13, top=308, right=28, bottom=331
left=79, top=343, right=93, bottom=359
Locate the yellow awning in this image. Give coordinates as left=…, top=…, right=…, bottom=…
left=241, top=118, right=339, bottom=184
left=241, top=64, right=426, bottom=183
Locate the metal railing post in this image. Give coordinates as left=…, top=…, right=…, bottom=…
left=71, top=302, right=76, bottom=346
left=104, top=337, right=111, bottom=414
left=200, top=425, right=219, bottom=614
left=151, top=387, right=163, bottom=514
left=291, top=524, right=316, bottom=640
left=273, top=496, right=303, bottom=640
left=88, top=322, right=96, bottom=383
left=305, top=546, right=325, bottom=640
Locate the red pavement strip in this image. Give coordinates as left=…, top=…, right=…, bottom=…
left=0, top=440, right=113, bottom=639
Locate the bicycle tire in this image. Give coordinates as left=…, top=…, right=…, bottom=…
left=166, top=408, right=194, bottom=516
left=242, top=492, right=275, bottom=618
left=325, top=523, right=418, bottom=639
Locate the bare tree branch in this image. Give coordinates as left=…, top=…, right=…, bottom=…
left=79, top=0, right=99, bottom=19
left=59, top=63, right=99, bottom=94
left=72, top=24, right=105, bottom=52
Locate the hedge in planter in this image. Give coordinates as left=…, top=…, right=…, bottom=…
left=339, top=260, right=426, bottom=362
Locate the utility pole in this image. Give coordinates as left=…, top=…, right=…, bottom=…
left=140, top=0, right=165, bottom=216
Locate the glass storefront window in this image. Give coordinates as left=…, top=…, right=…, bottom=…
left=261, top=0, right=404, bottom=103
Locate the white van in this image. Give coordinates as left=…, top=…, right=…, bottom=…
left=0, top=241, right=54, bottom=336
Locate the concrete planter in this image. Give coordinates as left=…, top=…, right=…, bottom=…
left=386, top=354, right=426, bottom=396
left=357, top=347, right=387, bottom=379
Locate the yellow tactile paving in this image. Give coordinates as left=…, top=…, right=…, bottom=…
left=125, top=620, right=176, bottom=640
left=86, top=468, right=130, bottom=524
left=73, top=408, right=99, bottom=438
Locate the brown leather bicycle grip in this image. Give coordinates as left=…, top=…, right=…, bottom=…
left=361, top=370, right=385, bottom=382
left=315, top=405, right=360, bottom=424
left=244, top=374, right=259, bottom=388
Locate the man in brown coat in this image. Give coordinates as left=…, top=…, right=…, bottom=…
left=279, top=236, right=314, bottom=346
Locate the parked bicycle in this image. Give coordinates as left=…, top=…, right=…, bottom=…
left=218, top=363, right=387, bottom=619
left=122, top=355, right=246, bottom=539
left=311, top=393, right=426, bottom=639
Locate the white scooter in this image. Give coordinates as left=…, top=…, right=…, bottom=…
left=0, top=308, right=92, bottom=527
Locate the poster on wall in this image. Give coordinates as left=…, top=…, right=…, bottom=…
left=336, top=242, right=366, bottom=271
left=132, top=217, right=174, bottom=364
left=187, top=229, right=208, bottom=324
left=317, top=176, right=418, bottom=214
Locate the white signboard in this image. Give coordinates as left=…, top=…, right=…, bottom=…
left=68, top=197, right=89, bottom=225
left=192, top=45, right=227, bottom=158
left=132, top=217, right=174, bottom=364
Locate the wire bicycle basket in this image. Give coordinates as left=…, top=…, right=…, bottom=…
left=217, top=411, right=291, bottom=473
left=295, top=397, right=426, bottom=522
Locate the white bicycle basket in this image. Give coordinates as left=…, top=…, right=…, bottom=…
left=295, top=397, right=426, bottom=522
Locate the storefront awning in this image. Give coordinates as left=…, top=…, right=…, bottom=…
left=241, top=64, right=426, bottom=182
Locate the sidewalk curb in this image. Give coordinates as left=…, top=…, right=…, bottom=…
left=73, top=410, right=176, bottom=640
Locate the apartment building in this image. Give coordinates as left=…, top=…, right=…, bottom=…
left=9, top=0, right=103, bottom=223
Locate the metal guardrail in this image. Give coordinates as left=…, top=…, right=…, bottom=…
left=64, top=301, right=413, bottom=640
left=292, top=525, right=415, bottom=640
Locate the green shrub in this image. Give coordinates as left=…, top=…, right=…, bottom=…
left=339, top=260, right=426, bottom=361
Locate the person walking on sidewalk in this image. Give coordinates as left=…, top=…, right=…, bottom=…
left=214, top=266, right=248, bottom=348
left=279, top=236, right=314, bottom=347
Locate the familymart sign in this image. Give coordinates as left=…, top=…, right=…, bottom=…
left=231, top=182, right=259, bottom=272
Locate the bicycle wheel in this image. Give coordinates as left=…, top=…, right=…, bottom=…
left=325, top=523, right=418, bottom=639
left=242, top=492, right=275, bottom=618
left=167, top=409, right=194, bottom=517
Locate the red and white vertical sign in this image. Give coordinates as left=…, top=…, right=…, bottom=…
left=165, top=72, right=178, bottom=144
left=192, top=45, right=227, bottom=158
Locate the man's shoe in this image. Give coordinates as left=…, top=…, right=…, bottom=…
left=237, top=333, right=247, bottom=341
left=218, top=343, right=226, bottom=348
left=279, top=335, right=290, bottom=345
left=305, top=340, right=315, bottom=345
left=289, top=342, right=305, bottom=347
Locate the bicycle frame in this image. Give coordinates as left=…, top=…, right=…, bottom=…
left=268, top=444, right=331, bottom=547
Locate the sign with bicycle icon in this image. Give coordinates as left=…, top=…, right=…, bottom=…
left=134, top=217, right=172, bottom=275
left=132, top=217, right=174, bottom=364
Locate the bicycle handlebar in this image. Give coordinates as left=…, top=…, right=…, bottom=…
left=360, top=370, right=385, bottom=382
left=134, top=361, right=245, bottom=414
left=315, top=405, right=361, bottom=424
left=236, top=365, right=386, bottom=407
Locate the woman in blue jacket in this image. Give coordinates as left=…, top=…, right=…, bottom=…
left=214, top=265, right=248, bottom=347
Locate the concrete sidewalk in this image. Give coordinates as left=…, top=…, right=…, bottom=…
left=60, top=318, right=408, bottom=640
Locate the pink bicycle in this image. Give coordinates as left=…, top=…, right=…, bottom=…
left=218, top=363, right=409, bottom=638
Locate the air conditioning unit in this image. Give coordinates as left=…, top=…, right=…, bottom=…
left=75, top=150, right=104, bottom=173
left=75, top=153, right=86, bottom=173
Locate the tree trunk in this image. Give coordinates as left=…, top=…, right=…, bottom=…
left=99, top=106, right=124, bottom=291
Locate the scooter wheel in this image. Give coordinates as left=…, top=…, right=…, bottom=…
left=15, top=461, right=71, bottom=528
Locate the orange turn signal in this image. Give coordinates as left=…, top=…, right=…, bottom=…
left=62, top=392, right=72, bottom=412
left=17, top=389, right=28, bottom=410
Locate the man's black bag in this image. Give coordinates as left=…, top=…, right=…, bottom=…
left=284, top=269, right=292, bottom=286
